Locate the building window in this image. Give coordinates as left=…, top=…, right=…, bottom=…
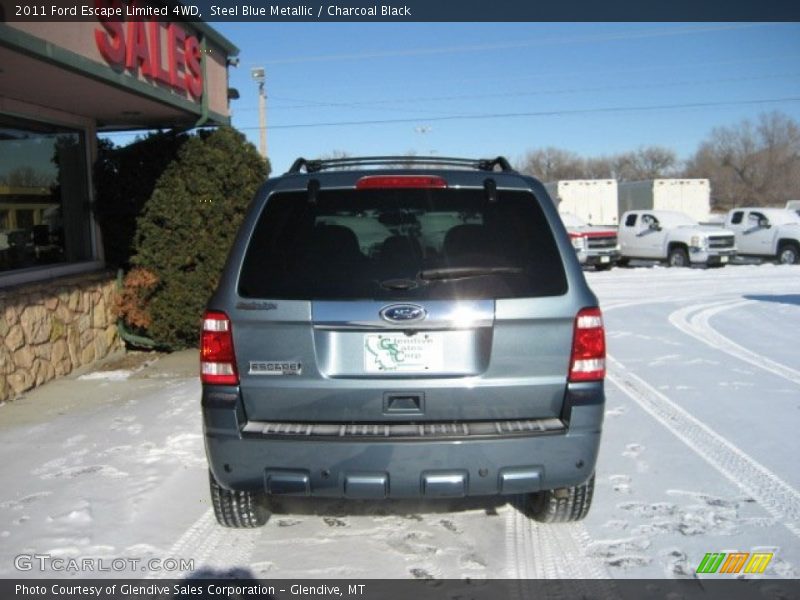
left=0, top=115, right=93, bottom=274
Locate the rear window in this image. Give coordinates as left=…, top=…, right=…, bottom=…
left=238, top=188, right=567, bottom=300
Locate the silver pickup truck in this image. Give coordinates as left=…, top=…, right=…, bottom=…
left=725, top=208, right=800, bottom=265
left=618, top=210, right=737, bottom=267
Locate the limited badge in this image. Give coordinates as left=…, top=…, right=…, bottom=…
left=249, top=361, right=302, bottom=375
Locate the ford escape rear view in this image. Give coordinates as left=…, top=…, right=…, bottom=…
left=201, top=156, right=605, bottom=527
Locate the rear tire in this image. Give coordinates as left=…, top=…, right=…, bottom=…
left=667, top=246, right=689, bottom=268
left=777, top=242, right=800, bottom=265
left=209, top=470, right=270, bottom=528
left=524, top=473, right=595, bottom=523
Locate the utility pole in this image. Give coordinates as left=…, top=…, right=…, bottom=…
left=251, top=67, right=267, bottom=159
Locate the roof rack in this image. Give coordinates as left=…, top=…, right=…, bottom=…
left=287, top=156, right=515, bottom=174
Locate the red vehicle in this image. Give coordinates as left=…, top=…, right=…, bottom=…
left=560, top=213, right=620, bottom=270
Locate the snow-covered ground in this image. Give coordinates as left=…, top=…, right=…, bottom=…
left=1, top=265, right=799, bottom=580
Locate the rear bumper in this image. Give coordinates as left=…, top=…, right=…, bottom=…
left=202, top=383, right=604, bottom=498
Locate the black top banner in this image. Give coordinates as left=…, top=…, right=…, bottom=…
left=2, top=0, right=800, bottom=22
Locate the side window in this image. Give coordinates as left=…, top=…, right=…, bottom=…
left=730, top=211, right=743, bottom=225
left=748, top=212, right=764, bottom=225
left=624, top=214, right=637, bottom=227
left=646, top=214, right=661, bottom=229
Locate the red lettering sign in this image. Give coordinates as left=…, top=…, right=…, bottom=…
left=94, top=0, right=125, bottom=66
left=167, top=22, right=186, bottom=92
left=149, top=21, right=171, bottom=85
left=126, top=20, right=152, bottom=77
left=93, top=0, right=204, bottom=100
left=184, top=35, right=202, bottom=98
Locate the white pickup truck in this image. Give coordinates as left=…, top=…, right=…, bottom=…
left=618, top=210, right=737, bottom=267
left=560, top=212, right=620, bottom=270
left=725, top=207, right=800, bottom=265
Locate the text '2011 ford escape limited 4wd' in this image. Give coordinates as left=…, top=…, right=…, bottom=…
left=201, top=156, right=606, bottom=527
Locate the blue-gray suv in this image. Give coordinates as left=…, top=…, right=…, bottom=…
left=201, top=156, right=605, bottom=527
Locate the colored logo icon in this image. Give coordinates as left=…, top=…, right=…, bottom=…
left=696, top=552, right=773, bottom=574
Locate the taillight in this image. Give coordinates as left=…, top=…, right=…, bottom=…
left=569, top=307, right=605, bottom=382
left=201, top=310, right=238, bottom=385
left=355, top=175, right=448, bottom=189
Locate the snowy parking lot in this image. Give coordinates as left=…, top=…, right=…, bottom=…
left=1, top=265, right=799, bottom=580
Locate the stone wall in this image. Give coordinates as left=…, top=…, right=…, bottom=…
left=0, top=271, right=122, bottom=402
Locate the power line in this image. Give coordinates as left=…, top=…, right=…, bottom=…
left=256, top=96, right=800, bottom=130
left=99, top=96, right=800, bottom=138
left=235, top=72, right=800, bottom=113
left=246, top=24, right=766, bottom=66
left=255, top=53, right=800, bottom=100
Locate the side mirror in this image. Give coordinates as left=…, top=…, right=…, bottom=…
left=649, top=221, right=661, bottom=232
left=758, top=217, right=771, bottom=229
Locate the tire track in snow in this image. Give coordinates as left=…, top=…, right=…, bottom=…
left=153, top=509, right=214, bottom=577
left=155, top=508, right=260, bottom=577
left=668, top=299, right=800, bottom=386
left=607, top=356, right=800, bottom=539
left=504, top=499, right=611, bottom=582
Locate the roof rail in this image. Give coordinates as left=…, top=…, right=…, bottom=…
left=286, top=156, right=516, bottom=174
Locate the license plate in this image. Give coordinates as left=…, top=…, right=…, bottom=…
left=720, top=256, right=729, bottom=263
left=600, top=256, right=610, bottom=263
left=364, top=333, right=443, bottom=373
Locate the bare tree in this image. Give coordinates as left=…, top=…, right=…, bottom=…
left=316, top=149, right=357, bottom=169
left=518, top=146, right=678, bottom=181
left=600, top=147, right=679, bottom=181
left=583, top=156, right=614, bottom=179
left=515, top=113, right=800, bottom=209
left=608, top=152, right=638, bottom=181
left=685, top=111, right=800, bottom=210
left=517, top=147, right=585, bottom=181
left=318, top=149, right=352, bottom=160
left=629, top=146, right=679, bottom=180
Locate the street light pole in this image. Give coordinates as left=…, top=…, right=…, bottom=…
left=251, top=67, right=267, bottom=160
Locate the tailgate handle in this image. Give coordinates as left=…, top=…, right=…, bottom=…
left=384, top=392, right=424, bottom=414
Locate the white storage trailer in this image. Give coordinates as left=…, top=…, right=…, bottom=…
left=543, top=179, right=619, bottom=225
left=617, top=179, right=711, bottom=223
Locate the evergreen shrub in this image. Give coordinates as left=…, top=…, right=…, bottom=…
left=129, top=127, right=269, bottom=348
left=94, top=131, right=190, bottom=267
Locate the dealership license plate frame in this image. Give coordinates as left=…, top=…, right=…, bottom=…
left=364, top=332, right=444, bottom=373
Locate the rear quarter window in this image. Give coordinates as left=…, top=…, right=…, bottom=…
left=238, top=188, right=568, bottom=300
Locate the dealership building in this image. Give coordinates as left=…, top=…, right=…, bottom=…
left=0, top=15, right=238, bottom=401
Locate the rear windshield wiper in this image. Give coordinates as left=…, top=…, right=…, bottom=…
left=418, top=266, right=524, bottom=281
left=380, top=278, right=419, bottom=290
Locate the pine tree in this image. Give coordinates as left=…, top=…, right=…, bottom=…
left=131, top=127, right=269, bottom=348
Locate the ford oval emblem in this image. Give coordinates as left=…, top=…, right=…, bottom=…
left=380, top=304, right=427, bottom=323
